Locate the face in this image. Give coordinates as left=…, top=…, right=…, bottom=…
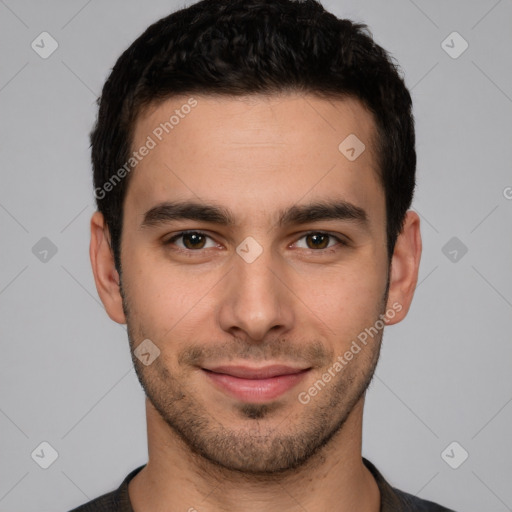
left=93, top=93, right=415, bottom=475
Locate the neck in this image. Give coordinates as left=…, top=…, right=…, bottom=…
left=129, top=396, right=380, bottom=512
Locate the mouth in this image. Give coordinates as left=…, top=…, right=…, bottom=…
left=201, top=364, right=311, bottom=403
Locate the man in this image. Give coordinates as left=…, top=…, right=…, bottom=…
left=71, top=0, right=457, bottom=510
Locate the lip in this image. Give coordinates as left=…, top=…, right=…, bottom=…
left=202, top=365, right=311, bottom=403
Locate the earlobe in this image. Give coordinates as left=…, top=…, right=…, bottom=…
left=89, top=211, right=127, bottom=324
left=385, top=210, right=422, bottom=325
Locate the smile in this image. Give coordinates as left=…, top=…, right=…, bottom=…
left=202, top=365, right=311, bottom=403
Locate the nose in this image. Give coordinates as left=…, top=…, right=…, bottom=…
left=216, top=245, right=295, bottom=343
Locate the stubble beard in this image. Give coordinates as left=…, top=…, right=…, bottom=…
left=121, top=282, right=386, bottom=476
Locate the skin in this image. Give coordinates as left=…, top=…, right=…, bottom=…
left=90, top=93, right=421, bottom=512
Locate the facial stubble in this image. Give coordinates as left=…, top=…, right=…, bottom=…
left=120, top=277, right=387, bottom=476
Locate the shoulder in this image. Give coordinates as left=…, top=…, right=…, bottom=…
left=362, top=458, right=458, bottom=512
left=390, top=486, right=458, bottom=511
left=67, top=465, right=146, bottom=512
left=68, top=490, right=117, bottom=512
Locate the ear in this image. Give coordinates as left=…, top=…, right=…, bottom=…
left=385, top=210, right=422, bottom=325
left=89, top=211, right=127, bottom=324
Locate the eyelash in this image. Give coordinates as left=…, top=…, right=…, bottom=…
left=164, top=230, right=348, bottom=254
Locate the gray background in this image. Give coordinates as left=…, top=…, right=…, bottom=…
left=1, top=1, right=511, bottom=511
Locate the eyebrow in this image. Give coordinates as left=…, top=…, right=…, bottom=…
left=140, top=199, right=368, bottom=229
left=277, top=200, right=367, bottom=227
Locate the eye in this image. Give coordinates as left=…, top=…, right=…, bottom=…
left=293, top=232, right=346, bottom=251
left=165, top=231, right=218, bottom=250
left=163, top=230, right=347, bottom=254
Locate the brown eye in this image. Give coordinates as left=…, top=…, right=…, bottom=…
left=305, top=233, right=330, bottom=250
left=182, top=232, right=206, bottom=249
left=293, top=232, right=346, bottom=252
left=166, top=231, right=216, bottom=250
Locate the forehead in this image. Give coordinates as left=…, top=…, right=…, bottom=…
left=125, top=93, right=383, bottom=225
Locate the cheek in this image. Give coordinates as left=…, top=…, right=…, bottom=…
left=122, top=246, right=222, bottom=344
left=122, top=248, right=180, bottom=323
left=294, top=262, right=386, bottom=338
